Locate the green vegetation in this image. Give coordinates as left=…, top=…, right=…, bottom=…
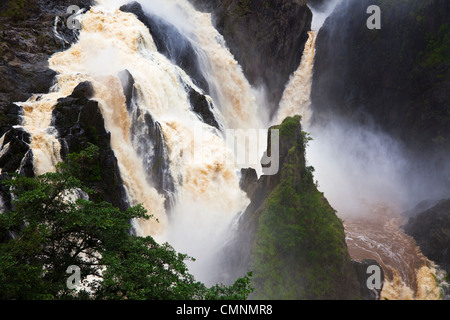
left=250, top=116, right=356, bottom=299
left=0, top=144, right=252, bottom=300
left=234, top=0, right=252, bottom=17
left=0, top=0, right=38, bottom=22
left=419, top=24, right=450, bottom=68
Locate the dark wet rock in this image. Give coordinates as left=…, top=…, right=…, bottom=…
left=311, top=0, right=450, bottom=157
left=403, top=198, right=450, bottom=273
left=352, top=259, right=385, bottom=300
left=187, top=87, right=221, bottom=131
left=0, top=103, right=23, bottom=138
left=52, top=81, right=129, bottom=211
left=0, top=0, right=94, bottom=112
left=118, top=70, right=176, bottom=211
left=0, top=126, right=34, bottom=225
left=0, top=128, right=33, bottom=177
left=70, top=80, right=94, bottom=100
left=239, top=167, right=258, bottom=199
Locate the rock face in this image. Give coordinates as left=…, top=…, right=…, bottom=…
left=403, top=199, right=450, bottom=273
left=352, top=259, right=385, bottom=300
left=187, top=88, right=221, bottom=131
left=0, top=126, right=34, bottom=215
left=189, top=0, right=313, bottom=116
left=118, top=69, right=176, bottom=211
left=0, top=0, right=93, bottom=112
left=222, top=116, right=373, bottom=300
left=0, top=0, right=94, bottom=208
left=239, top=168, right=258, bottom=199
left=51, top=81, right=129, bottom=211
left=311, top=0, right=450, bottom=159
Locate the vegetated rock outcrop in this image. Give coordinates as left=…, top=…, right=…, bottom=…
left=188, top=0, right=313, bottom=117
left=223, top=116, right=382, bottom=299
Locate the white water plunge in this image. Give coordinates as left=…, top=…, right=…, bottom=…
left=19, top=0, right=270, bottom=284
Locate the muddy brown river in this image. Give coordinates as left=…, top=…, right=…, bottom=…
left=341, top=203, right=443, bottom=300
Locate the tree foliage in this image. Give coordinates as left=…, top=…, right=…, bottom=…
left=0, top=144, right=252, bottom=300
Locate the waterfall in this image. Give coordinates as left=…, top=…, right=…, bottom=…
left=10, top=0, right=444, bottom=299
left=272, top=31, right=317, bottom=127
left=17, top=76, right=82, bottom=176
left=17, top=1, right=262, bottom=283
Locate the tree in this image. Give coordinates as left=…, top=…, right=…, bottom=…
left=0, top=144, right=252, bottom=300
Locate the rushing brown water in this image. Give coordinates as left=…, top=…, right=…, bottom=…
left=342, top=203, right=442, bottom=300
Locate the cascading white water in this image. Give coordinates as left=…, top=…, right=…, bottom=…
left=272, top=31, right=317, bottom=127
left=129, top=0, right=264, bottom=282
left=18, top=1, right=265, bottom=283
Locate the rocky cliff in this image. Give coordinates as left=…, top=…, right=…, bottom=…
left=403, top=198, right=450, bottom=274
left=312, top=0, right=450, bottom=161
left=0, top=0, right=135, bottom=219
left=311, top=0, right=450, bottom=286
left=0, top=0, right=389, bottom=300
left=51, top=81, right=130, bottom=211
left=223, top=116, right=382, bottom=300
left=0, top=0, right=93, bottom=205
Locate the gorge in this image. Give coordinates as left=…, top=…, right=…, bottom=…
left=0, top=0, right=449, bottom=300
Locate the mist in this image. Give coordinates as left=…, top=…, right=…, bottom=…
left=307, top=119, right=406, bottom=218
left=306, top=0, right=450, bottom=220
left=304, top=106, right=450, bottom=219
left=309, top=0, right=343, bottom=31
